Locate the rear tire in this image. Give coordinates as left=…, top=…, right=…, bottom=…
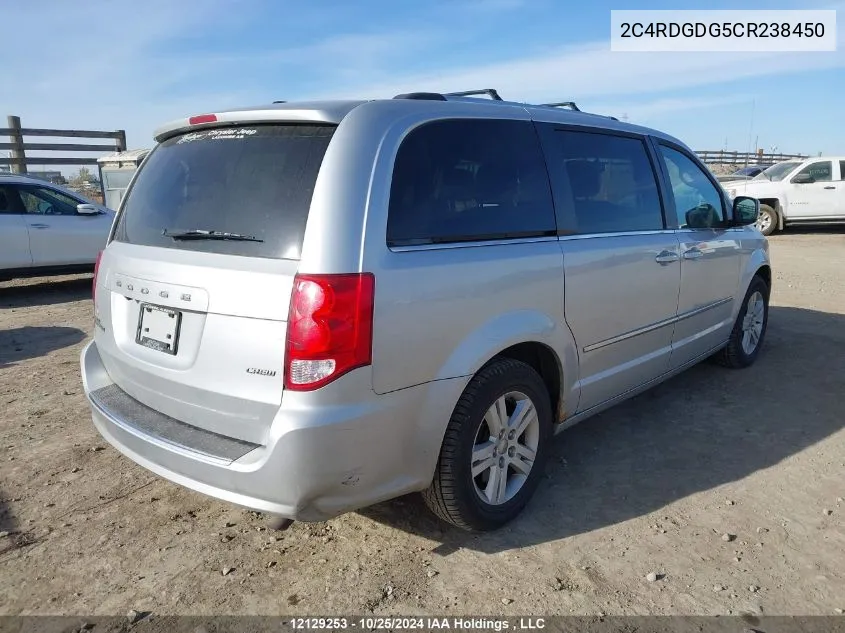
left=716, top=275, right=769, bottom=369
left=423, top=358, right=552, bottom=531
left=756, top=204, right=777, bottom=236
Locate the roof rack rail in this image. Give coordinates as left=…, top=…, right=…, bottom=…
left=540, top=101, right=619, bottom=121
left=541, top=101, right=581, bottom=111
left=273, top=100, right=286, bottom=104
left=444, top=89, right=503, bottom=101
left=393, top=92, right=447, bottom=101
left=389, top=91, right=619, bottom=120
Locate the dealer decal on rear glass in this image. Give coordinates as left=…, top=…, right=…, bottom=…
left=177, top=128, right=258, bottom=144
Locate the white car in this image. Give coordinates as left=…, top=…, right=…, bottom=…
left=0, top=174, right=114, bottom=279
left=723, top=157, right=845, bottom=236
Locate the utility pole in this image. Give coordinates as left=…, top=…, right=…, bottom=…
left=745, top=100, right=755, bottom=168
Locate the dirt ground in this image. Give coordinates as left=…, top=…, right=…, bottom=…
left=1, top=230, right=843, bottom=617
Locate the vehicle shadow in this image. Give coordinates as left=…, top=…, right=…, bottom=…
left=773, top=225, right=845, bottom=236
left=0, top=492, right=19, bottom=556
left=0, top=326, right=86, bottom=368
left=360, top=306, right=845, bottom=553
left=0, top=275, right=92, bottom=309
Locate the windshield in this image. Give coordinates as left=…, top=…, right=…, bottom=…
left=754, top=161, right=801, bottom=181
left=113, top=124, right=335, bottom=260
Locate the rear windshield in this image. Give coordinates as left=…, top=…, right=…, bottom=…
left=113, top=124, right=335, bottom=259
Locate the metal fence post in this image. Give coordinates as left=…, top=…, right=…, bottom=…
left=6, top=115, right=27, bottom=174
left=116, top=130, right=127, bottom=153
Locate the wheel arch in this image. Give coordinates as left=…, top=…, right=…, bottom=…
left=433, top=309, right=580, bottom=424
left=755, top=264, right=772, bottom=290
left=492, top=341, right=565, bottom=423
left=733, top=250, right=772, bottom=321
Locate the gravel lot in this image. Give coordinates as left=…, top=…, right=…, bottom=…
left=1, top=231, right=843, bottom=616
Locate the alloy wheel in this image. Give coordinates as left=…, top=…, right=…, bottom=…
left=741, top=290, right=765, bottom=355
left=470, top=391, right=540, bottom=505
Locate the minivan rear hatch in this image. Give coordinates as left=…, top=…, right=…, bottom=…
left=94, top=123, right=335, bottom=445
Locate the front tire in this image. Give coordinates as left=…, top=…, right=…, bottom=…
left=423, top=358, right=552, bottom=531
left=716, top=275, right=769, bottom=368
left=755, top=204, right=777, bottom=236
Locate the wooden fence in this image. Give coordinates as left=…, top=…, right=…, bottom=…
left=696, top=150, right=808, bottom=166
left=1, top=115, right=126, bottom=174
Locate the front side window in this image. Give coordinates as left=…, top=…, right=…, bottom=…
left=839, top=161, right=845, bottom=181
left=543, top=130, right=664, bottom=234
left=795, top=161, right=832, bottom=182
left=19, top=186, right=80, bottom=215
left=658, top=146, right=725, bottom=229
left=387, top=119, right=556, bottom=246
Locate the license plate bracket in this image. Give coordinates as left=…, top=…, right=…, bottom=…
left=136, top=303, right=182, bottom=355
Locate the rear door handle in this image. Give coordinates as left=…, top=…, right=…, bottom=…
left=29, top=223, right=50, bottom=229
left=655, top=250, right=679, bottom=264
left=823, top=186, right=836, bottom=190
left=683, top=248, right=704, bottom=260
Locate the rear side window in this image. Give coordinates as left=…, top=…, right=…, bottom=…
left=541, top=130, right=664, bottom=234
left=386, top=119, right=556, bottom=246
left=113, top=125, right=335, bottom=260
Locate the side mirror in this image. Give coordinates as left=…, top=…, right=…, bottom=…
left=732, top=196, right=759, bottom=226
left=77, top=203, right=100, bottom=215
left=791, top=172, right=814, bottom=184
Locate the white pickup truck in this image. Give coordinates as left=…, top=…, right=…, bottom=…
left=724, top=157, right=845, bottom=236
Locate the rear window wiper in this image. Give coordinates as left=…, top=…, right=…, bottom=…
left=162, top=229, right=264, bottom=242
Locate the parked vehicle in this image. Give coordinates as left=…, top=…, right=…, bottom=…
left=80, top=90, right=770, bottom=531
left=716, top=164, right=771, bottom=184
left=724, top=158, right=845, bottom=236
left=0, top=174, right=114, bottom=279
left=734, top=165, right=771, bottom=178
left=717, top=174, right=752, bottom=184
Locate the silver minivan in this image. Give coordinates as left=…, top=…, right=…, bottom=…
left=81, top=90, right=770, bottom=531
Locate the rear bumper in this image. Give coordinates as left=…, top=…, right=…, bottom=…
left=80, top=341, right=467, bottom=521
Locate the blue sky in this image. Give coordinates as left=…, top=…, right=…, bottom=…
left=3, top=0, right=844, bottom=164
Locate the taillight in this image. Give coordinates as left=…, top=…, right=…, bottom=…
left=93, top=250, right=103, bottom=302
left=284, top=273, right=375, bottom=391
